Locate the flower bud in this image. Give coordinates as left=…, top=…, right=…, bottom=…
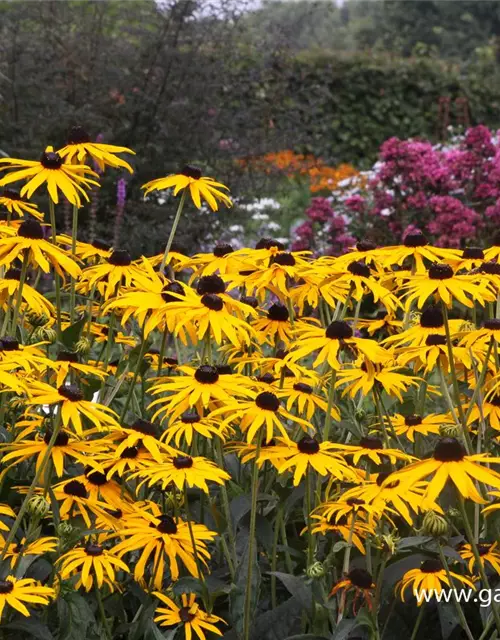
left=374, top=532, right=400, bottom=555
left=26, top=495, right=50, bottom=519
left=306, top=561, right=325, bottom=579
left=409, top=311, right=421, bottom=327
left=33, top=326, right=57, bottom=344
left=57, top=522, right=74, bottom=539
left=422, top=510, right=449, bottom=538
left=354, top=409, right=366, bottom=422
left=439, top=423, right=461, bottom=438
left=74, top=337, right=91, bottom=355
left=25, top=311, right=49, bottom=327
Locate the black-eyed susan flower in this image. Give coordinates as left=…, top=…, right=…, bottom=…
left=459, top=318, right=500, bottom=350
left=142, top=165, right=232, bottom=211
left=330, top=568, right=375, bottom=611
left=316, top=497, right=384, bottom=527
left=0, top=267, right=55, bottom=317
left=149, top=365, right=254, bottom=423
left=259, top=436, right=357, bottom=486
left=382, top=305, right=463, bottom=349
left=390, top=413, right=453, bottom=442
left=277, top=378, right=340, bottom=421
left=209, top=391, right=310, bottom=444
left=161, top=410, right=226, bottom=448
left=75, top=467, right=134, bottom=508
left=77, top=249, right=151, bottom=300
left=184, top=242, right=248, bottom=276
left=395, top=334, right=476, bottom=374
left=459, top=541, right=500, bottom=575
left=130, top=454, right=230, bottom=493
left=355, top=311, right=402, bottom=337
left=26, top=382, right=120, bottom=435
left=0, top=188, right=42, bottom=220
left=334, top=435, right=415, bottom=466
left=396, top=558, right=474, bottom=604
left=0, top=576, right=55, bottom=619
left=391, top=437, right=500, bottom=504
left=310, top=514, right=375, bottom=553
left=47, top=478, right=108, bottom=527
left=0, top=429, right=100, bottom=478
left=94, top=444, right=156, bottom=480
left=112, top=509, right=216, bottom=586
left=0, top=219, right=81, bottom=278
left=466, top=393, right=500, bottom=431
left=380, top=231, right=460, bottom=272
left=1, top=537, right=58, bottom=569
left=335, top=358, right=420, bottom=401
left=0, top=504, right=15, bottom=532
left=0, top=146, right=99, bottom=207
left=446, top=246, right=487, bottom=272
left=50, top=350, right=108, bottom=388
left=286, top=320, right=389, bottom=371
left=251, top=303, right=295, bottom=346
left=154, top=592, right=225, bottom=639
left=57, top=542, right=129, bottom=591
left=99, top=418, right=174, bottom=464
left=401, top=263, right=494, bottom=309
left=58, top=126, right=135, bottom=173
left=56, top=235, right=113, bottom=262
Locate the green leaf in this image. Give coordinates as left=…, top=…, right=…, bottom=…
left=60, top=315, right=87, bottom=350
left=269, top=572, right=315, bottom=615
left=332, top=619, right=358, bottom=640
left=4, top=618, right=54, bottom=640
left=285, top=636, right=330, bottom=640
left=128, top=602, right=158, bottom=640
left=57, top=592, right=97, bottom=640
left=438, top=601, right=460, bottom=640
left=230, top=536, right=261, bottom=638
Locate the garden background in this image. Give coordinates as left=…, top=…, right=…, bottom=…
left=3, top=0, right=500, bottom=255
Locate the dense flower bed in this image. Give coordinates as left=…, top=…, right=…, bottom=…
left=292, top=126, right=500, bottom=255
left=1, top=130, right=500, bottom=640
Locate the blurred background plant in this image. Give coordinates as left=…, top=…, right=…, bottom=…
left=3, top=0, right=500, bottom=254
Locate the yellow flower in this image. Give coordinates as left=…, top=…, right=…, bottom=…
left=58, top=126, right=135, bottom=173
left=142, top=165, right=232, bottom=211
left=154, top=592, right=225, bottom=639
left=0, top=146, right=99, bottom=207
left=0, top=188, right=42, bottom=220
left=0, top=575, right=55, bottom=619
left=396, top=558, right=474, bottom=605
left=57, top=542, right=129, bottom=591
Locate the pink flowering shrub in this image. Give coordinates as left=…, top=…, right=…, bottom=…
left=292, top=125, right=500, bottom=254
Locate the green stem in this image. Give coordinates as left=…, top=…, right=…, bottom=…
left=11, top=254, right=28, bottom=335
left=437, top=545, right=475, bottom=640
left=0, top=412, right=62, bottom=562
left=95, top=575, right=112, bottom=640
left=215, top=439, right=237, bottom=572
left=243, top=439, right=261, bottom=640
left=456, top=496, right=500, bottom=635
left=305, top=469, right=314, bottom=566
left=160, top=190, right=187, bottom=272
left=409, top=603, right=425, bottom=640
left=48, top=199, right=62, bottom=340
left=69, top=204, right=79, bottom=322
left=120, top=335, right=148, bottom=421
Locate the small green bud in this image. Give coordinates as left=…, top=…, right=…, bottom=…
left=439, top=423, right=461, bottom=438
left=25, top=311, right=49, bottom=327
left=26, top=495, right=50, bottom=519
left=57, top=522, right=74, bottom=538
left=32, top=326, right=57, bottom=344
left=422, top=510, right=449, bottom=538
left=74, top=337, right=91, bottom=355
left=306, top=561, right=325, bottom=579
left=354, top=409, right=366, bottom=422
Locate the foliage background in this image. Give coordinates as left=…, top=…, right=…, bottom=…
left=2, top=0, right=500, bottom=253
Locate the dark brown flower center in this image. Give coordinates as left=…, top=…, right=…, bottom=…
left=179, top=606, right=195, bottom=623
left=258, top=373, right=276, bottom=384
left=297, top=436, right=320, bottom=454
left=359, top=436, right=383, bottom=450
left=181, top=410, right=200, bottom=423
left=5, top=268, right=21, bottom=281
left=108, top=249, right=131, bottom=266
left=462, top=247, right=484, bottom=259
left=58, top=384, right=84, bottom=402
left=268, top=303, right=289, bottom=322
left=404, top=415, right=422, bottom=426
left=271, top=252, right=296, bottom=267
left=213, top=243, right=233, bottom=257
left=196, top=275, right=226, bottom=295
left=130, top=418, right=158, bottom=437
left=433, top=437, right=465, bottom=462
left=44, top=430, right=70, bottom=447
left=0, top=581, right=14, bottom=594
left=293, top=382, right=313, bottom=394
left=181, top=165, right=202, bottom=180
left=161, top=281, right=185, bottom=303
left=18, top=218, right=44, bottom=239
left=63, top=480, right=88, bottom=498
left=348, top=568, right=373, bottom=589
left=420, top=305, right=444, bottom=328
left=428, top=264, right=453, bottom=280
left=346, top=497, right=365, bottom=506
left=404, top=232, right=427, bottom=247
left=56, top=350, right=79, bottom=363
left=480, top=261, right=500, bottom=275
left=240, top=295, right=259, bottom=308
left=120, top=446, right=139, bottom=459
left=255, top=391, right=280, bottom=411
left=68, top=126, right=91, bottom=144
left=348, top=261, right=371, bottom=278
left=85, top=467, right=108, bottom=486
left=420, top=558, right=442, bottom=573
left=40, top=150, right=63, bottom=169
left=357, top=240, right=376, bottom=251
left=325, top=321, right=353, bottom=340
left=92, top=238, right=111, bottom=251
left=173, top=455, right=193, bottom=469
left=484, top=319, right=500, bottom=331
left=0, top=337, right=19, bottom=351
left=156, top=514, right=178, bottom=534
left=2, top=188, right=21, bottom=201
left=425, top=334, right=447, bottom=346
left=85, top=543, right=104, bottom=557
left=201, top=293, right=224, bottom=311
left=194, top=365, right=219, bottom=384
left=256, top=237, right=285, bottom=251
